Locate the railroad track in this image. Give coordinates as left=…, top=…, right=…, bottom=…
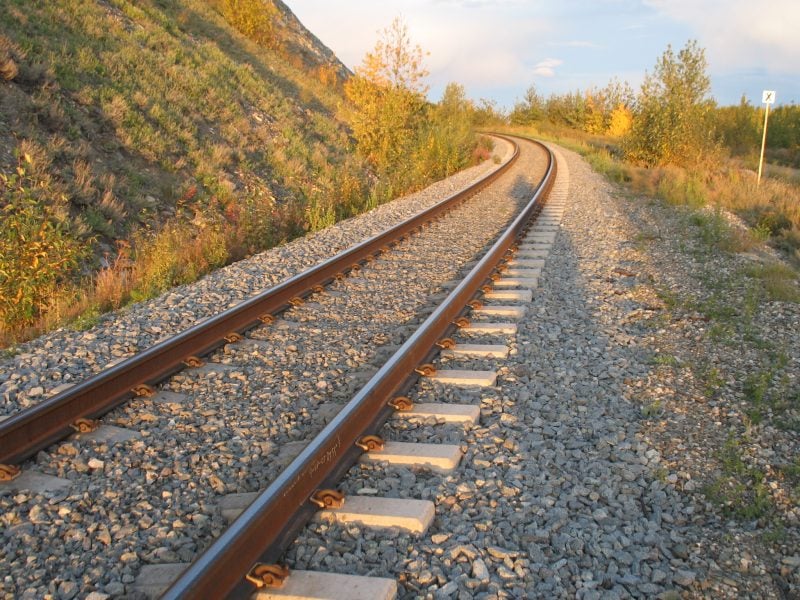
left=0, top=135, right=560, bottom=599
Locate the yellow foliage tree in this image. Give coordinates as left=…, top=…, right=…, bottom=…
left=344, top=17, right=428, bottom=172
left=607, top=104, right=633, bottom=137
left=583, top=93, right=606, bottom=135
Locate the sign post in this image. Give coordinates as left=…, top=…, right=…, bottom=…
left=758, top=90, right=775, bottom=186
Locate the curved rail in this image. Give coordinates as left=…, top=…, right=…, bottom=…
left=0, top=140, right=520, bottom=469
left=162, top=136, right=556, bottom=599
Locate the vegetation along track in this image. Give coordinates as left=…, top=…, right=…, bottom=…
left=0, top=136, right=554, bottom=598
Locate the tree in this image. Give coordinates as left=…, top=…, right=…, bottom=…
left=715, top=95, right=761, bottom=156
left=472, top=98, right=506, bottom=127
left=344, top=17, right=428, bottom=172
left=411, top=83, right=476, bottom=179
left=545, top=90, right=588, bottom=130
left=510, top=85, right=545, bottom=126
left=624, top=40, right=717, bottom=167
left=606, top=104, right=633, bottom=137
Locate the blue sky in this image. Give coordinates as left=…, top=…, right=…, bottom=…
left=287, top=0, right=799, bottom=109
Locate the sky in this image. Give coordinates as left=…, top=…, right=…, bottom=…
left=286, top=0, right=800, bottom=110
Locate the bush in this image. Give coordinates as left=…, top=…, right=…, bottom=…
left=213, top=0, right=280, bottom=49
left=0, top=152, right=86, bottom=335
left=624, top=41, right=719, bottom=168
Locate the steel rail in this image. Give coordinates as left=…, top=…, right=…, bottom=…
left=0, top=140, right=520, bottom=468
left=162, top=136, right=556, bottom=599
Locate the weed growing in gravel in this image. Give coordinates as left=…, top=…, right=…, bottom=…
left=0, top=345, right=19, bottom=359
left=688, top=210, right=754, bottom=253
left=743, top=263, right=800, bottom=303
left=650, top=353, right=680, bottom=367
left=640, top=399, right=663, bottom=419
left=703, top=436, right=774, bottom=520
left=762, top=523, right=788, bottom=544
left=68, top=307, right=103, bottom=332
left=694, top=363, right=724, bottom=399
left=779, top=459, right=800, bottom=502
left=741, top=351, right=799, bottom=431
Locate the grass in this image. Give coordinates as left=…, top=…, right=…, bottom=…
left=743, top=263, right=800, bottom=303
left=0, top=0, right=368, bottom=343
left=650, top=353, right=680, bottom=367
left=741, top=351, right=799, bottom=431
left=640, top=399, right=663, bottom=419
left=702, top=436, right=774, bottom=521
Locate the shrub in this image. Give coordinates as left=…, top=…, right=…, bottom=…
left=0, top=152, right=87, bottom=335
left=624, top=41, right=719, bottom=168
left=213, top=0, right=281, bottom=49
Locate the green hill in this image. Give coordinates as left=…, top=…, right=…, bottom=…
left=0, top=0, right=373, bottom=341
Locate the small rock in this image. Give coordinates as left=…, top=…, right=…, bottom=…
left=436, top=580, right=458, bottom=597
left=497, top=566, right=516, bottom=580
left=57, top=581, right=78, bottom=600
left=487, top=546, right=516, bottom=559
left=88, top=458, right=104, bottom=470
left=449, top=544, right=478, bottom=560
left=674, top=570, right=696, bottom=586
left=417, top=570, right=434, bottom=585
left=672, top=543, right=689, bottom=559
left=782, top=555, right=800, bottom=568
left=472, top=558, right=489, bottom=582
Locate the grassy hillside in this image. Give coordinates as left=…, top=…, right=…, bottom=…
left=0, top=0, right=374, bottom=342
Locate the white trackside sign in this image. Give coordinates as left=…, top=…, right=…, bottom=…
left=758, top=90, right=777, bottom=185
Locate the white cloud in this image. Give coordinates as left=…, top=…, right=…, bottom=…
left=643, top=0, right=800, bottom=73
left=532, top=58, right=563, bottom=77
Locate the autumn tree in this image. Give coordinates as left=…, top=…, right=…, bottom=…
left=344, top=17, right=429, bottom=172
left=715, top=95, right=761, bottom=156
left=590, top=79, right=635, bottom=136
left=624, top=40, right=717, bottom=166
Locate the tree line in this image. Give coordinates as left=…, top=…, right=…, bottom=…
left=507, top=40, right=799, bottom=169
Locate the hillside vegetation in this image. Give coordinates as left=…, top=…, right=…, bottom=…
left=0, top=2, right=481, bottom=345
